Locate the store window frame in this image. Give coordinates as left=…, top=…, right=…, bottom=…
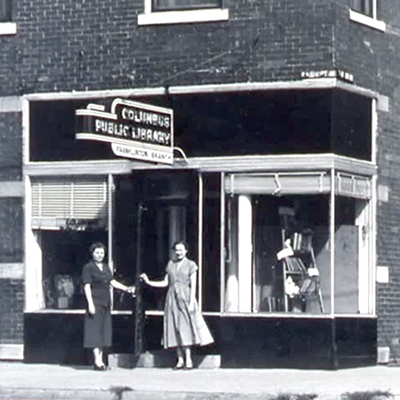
left=0, top=0, right=16, bottom=36
left=25, top=175, right=114, bottom=312
left=221, top=170, right=376, bottom=317
left=349, top=0, right=386, bottom=32
left=138, top=0, right=229, bottom=26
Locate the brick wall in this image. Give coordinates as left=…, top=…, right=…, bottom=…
left=0, top=110, right=23, bottom=349
left=0, top=112, right=22, bottom=181
left=0, top=0, right=337, bottom=96
left=0, top=196, right=24, bottom=347
left=0, top=279, right=24, bottom=344
left=333, top=0, right=400, bottom=359
left=0, top=198, right=23, bottom=263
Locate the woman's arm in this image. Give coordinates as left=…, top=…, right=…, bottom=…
left=140, top=273, right=169, bottom=288
left=84, top=283, right=96, bottom=315
left=110, top=279, right=135, bottom=294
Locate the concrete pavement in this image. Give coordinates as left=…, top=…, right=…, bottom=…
left=0, top=361, right=399, bottom=400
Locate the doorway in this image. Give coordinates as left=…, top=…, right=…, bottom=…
left=113, top=171, right=199, bottom=352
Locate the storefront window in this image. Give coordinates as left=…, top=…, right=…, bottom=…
left=334, top=196, right=373, bottom=314
left=38, top=229, right=108, bottom=309
left=201, top=173, right=221, bottom=312
left=224, top=193, right=331, bottom=314
left=223, top=172, right=373, bottom=316
left=26, top=177, right=110, bottom=311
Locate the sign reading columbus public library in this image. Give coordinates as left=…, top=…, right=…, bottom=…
left=75, top=98, right=173, bottom=165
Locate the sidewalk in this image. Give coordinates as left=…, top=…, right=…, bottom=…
left=1, top=361, right=399, bottom=400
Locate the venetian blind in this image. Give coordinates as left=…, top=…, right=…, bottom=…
left=31, top=178, right=109, bottom=229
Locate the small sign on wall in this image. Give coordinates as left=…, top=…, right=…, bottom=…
left=376, top=266, right=389, bottom=283
left=76, top=98, right=174, bottom=164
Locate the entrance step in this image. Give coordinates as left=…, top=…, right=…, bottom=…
left=108, top=351, right=221, bottom=369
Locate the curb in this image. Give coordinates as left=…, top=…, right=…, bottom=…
left=0, top=389, right=277, bottom=400
left=0, top=388, right=398, bottom=400
left=0, top=389, right=348, bottom=400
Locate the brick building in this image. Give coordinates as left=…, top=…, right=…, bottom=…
left=0, top=0, right=398, bottom=368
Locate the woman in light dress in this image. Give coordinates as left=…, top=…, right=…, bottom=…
left=140, top=240, right=213, bottom=370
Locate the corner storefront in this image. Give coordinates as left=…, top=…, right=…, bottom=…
left=22, top=80, right=378, bottom=368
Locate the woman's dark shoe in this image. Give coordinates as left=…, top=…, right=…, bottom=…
left=94, top=364, right=106, bottom=371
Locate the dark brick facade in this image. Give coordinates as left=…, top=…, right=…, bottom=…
left=0, top=197, right=24, bottom=347
left=0, top=112, right=22, bottom=181
left=0, top=198, right=23, bottom=263
left=1, top=0, right=400, bottom=361
left=0, top=279, right=24, bottom=343
left=0, top=0, right=337, bottom=96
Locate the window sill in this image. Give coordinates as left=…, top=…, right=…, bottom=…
left=24, top=309, right=133, bottom=315
left=138, top=8, right=229, bottom=26
left=0, top=22, right=17, bottom=36
left=349, top=9, right=386, bottom=32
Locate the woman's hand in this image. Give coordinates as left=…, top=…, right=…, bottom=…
left=88, top=303, right=96, bottom=315
left=140, top=273, right=149, bottom=284
left=126, top=286, right=136, bottom=296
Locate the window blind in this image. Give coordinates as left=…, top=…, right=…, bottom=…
left=31, top=178, right=109, bottom=229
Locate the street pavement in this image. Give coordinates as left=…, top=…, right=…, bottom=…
left=1, top=361, right=399, bottom=400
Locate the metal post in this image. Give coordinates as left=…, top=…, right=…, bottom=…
left=134, top=202, right=146, bottom=358
left=198, top=173, right=203, bottom=311
left=330, top=168, right=338, bottom=369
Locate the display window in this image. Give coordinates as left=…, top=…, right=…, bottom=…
left=25, top=169, right=374, bottom=317
left=223, top=172, right=374, bottom=316
left=26, top=176, right=111, bottom=311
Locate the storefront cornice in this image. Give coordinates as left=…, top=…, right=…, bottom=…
left=22, top=79, right=379, bottom=101
left=25, top=160, right=137, bottom=176
left=25, top=154, right=377, bottom=177
left=167, top=79, right=379, bottom=99
left=179, top=153, right=377, bottom=176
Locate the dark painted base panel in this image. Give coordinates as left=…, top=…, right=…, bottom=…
left=24, top=313, right=134, bottom=365
left=24, top=313, right=376, bottom=369
left=217, top=316, right=377, bottom=369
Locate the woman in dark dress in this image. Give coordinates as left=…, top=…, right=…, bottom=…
left=82, top=242, right=134, bottom=371
left=140, top=241, right=213, bottom=370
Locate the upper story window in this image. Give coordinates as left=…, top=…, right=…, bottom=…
left=153, top=0, right=221, bottom=12
left=0, top=0, right=17, bottom=35
left=138, top=0, right=229, bottom=26
left=0, top=0, right=11, bottom=22
left=351, top=0, right=374, bottom=18
left=349, top=0, right=386, bottom=31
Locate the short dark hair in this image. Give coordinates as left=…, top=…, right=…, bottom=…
left=89, top=242, right=106, bottom=254
left=171, top=240, right=188, bottom=251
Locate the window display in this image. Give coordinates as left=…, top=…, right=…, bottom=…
left=223, top=172, right=374, bottom=316
left=39, top=229, right=108, bottom=310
